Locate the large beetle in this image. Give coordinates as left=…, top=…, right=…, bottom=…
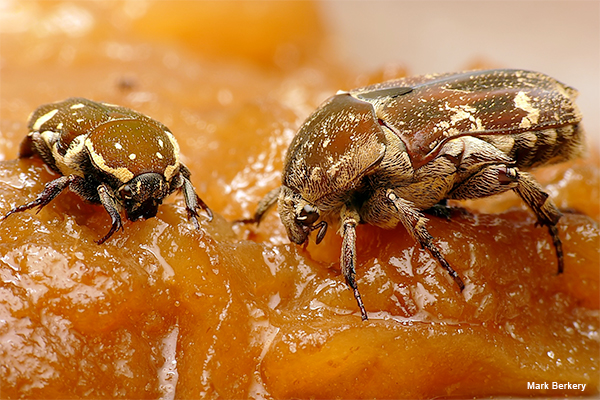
left=249, top=69, right=584, bottom=320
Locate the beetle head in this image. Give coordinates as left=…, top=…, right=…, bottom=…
left=278, top=185, right=328, bottom=245
left=119, top=172, right=169, bottom=221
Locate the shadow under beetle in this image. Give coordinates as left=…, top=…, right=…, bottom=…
left=247, top=69, right=584, bottom=320
left=3, top=98, right=212, bottom=243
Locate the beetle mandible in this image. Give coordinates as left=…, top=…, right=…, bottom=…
left=248, top=69, right=584, bottom=320
left=3, top=98, right=212, bottom=243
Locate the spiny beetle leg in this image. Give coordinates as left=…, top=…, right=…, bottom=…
left=3, top=175, right=79, bottom=220
left=387, top=189, right=465, bottom=291
left=253, top=186, right=281, bottom=225
left=97, top=183, right=123, bottom=244
left=341, top=206, right=368, bottom=320
left=234, top=186, right=281, bottom=226
left=182, top=177, right=213, bottom=229
left=512, top=170, right=564, bottom=274
left=547, top=224, right=564, bottom=274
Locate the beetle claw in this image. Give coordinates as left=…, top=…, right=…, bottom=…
left=181, top=175, right=212, bottom=229
left=97, top=218, right=123, bottom=245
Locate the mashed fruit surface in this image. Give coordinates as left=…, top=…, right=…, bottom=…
left=0, top=2, right=598, bottom=398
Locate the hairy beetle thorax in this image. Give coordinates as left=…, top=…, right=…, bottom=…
left=282, top=93, right=386, bottom=210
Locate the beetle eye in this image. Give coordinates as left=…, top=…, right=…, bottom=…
left=296, top=204, right=319, bottom=226
left=120, top=185, right=134, bottom=200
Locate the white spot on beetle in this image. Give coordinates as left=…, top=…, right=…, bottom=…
left=164, top=131, right=179, bottom=182
left=158, top=139, right=164, bottom=148
left=129, top=153, right=137, bottom=160
left=164, top=165, right=177, bottom=182
left=446, top=104, right=477, bottom=125
left=53, top=135, right=86, bottom=177
left=76, top=118, right=85, bottom=123
left=115, top=143, right=123, bottom=150
left=56, top=122, right=63, bottom=130
left=85, top=138, right=134, bottom=182
left=32, top=109, right=59, bottom=131
left=156, top=152, right=163, bottom=159
left=514, top=91, right=540, bottom=129
left=163, top=130, right=180, bottom=181
left=70, top=103, right=85, bottom=109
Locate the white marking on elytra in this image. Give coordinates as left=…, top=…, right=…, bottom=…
left=70, top=103, right=85, bottom=109
left=56, top=122, right=63, bottom=130
left=85, top=137, right=134, bottom=182
left=156, top=152, right=163, bottom=159
left=115, top=143, right=123, bottom=150
left=129, top=153, right=137, bottom=160
left=158, top=139, right=164, bottom=148
left=76, top=118, right=85, bottom=123
left=163, top=130, right=180, bottom=181
left=32, top=109, right=59, bottom=131
left=514, top=91, right=540, bottom=129
left=53, top=134, right=86, bottom=177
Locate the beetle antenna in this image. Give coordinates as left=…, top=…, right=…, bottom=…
left=312, top=220, right=328, bottom=244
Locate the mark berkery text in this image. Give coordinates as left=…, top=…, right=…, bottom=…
left=527, top=382, right=586, bottom=391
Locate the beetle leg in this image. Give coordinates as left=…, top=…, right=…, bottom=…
left=255, top=186, right=281, bottom=224
left=97, top=183, right=124, bottom=244
left=512, top=170, right=564, bottom=274
left=386, top=190, right=465, bottom=291
left=237, top=186, right=281, bottom=225
left=450, top=164, right=519, bottom=200
left=340, top=205, right=368, bottom=321
left=3, top=175, right=80, bottom=220
left=181, top=176, right=213, bottom=229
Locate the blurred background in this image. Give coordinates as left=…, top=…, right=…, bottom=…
left=1, top=1, right=597, bottom=141
left=320, top=1, right=599, bottom=143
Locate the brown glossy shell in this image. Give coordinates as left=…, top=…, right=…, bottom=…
left=86, top=119, right=177, bottom=178
left=351, top=69, right=581, bottom=169
left=26, top=98, right=179, bottom=182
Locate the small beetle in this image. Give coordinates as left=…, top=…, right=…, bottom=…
left=249, top=69, right=584, bottom=320
left=3, top=98, right=212, bottom=243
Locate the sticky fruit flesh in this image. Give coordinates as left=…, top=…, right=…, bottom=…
left=0, top=1, right=598, bottom=398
